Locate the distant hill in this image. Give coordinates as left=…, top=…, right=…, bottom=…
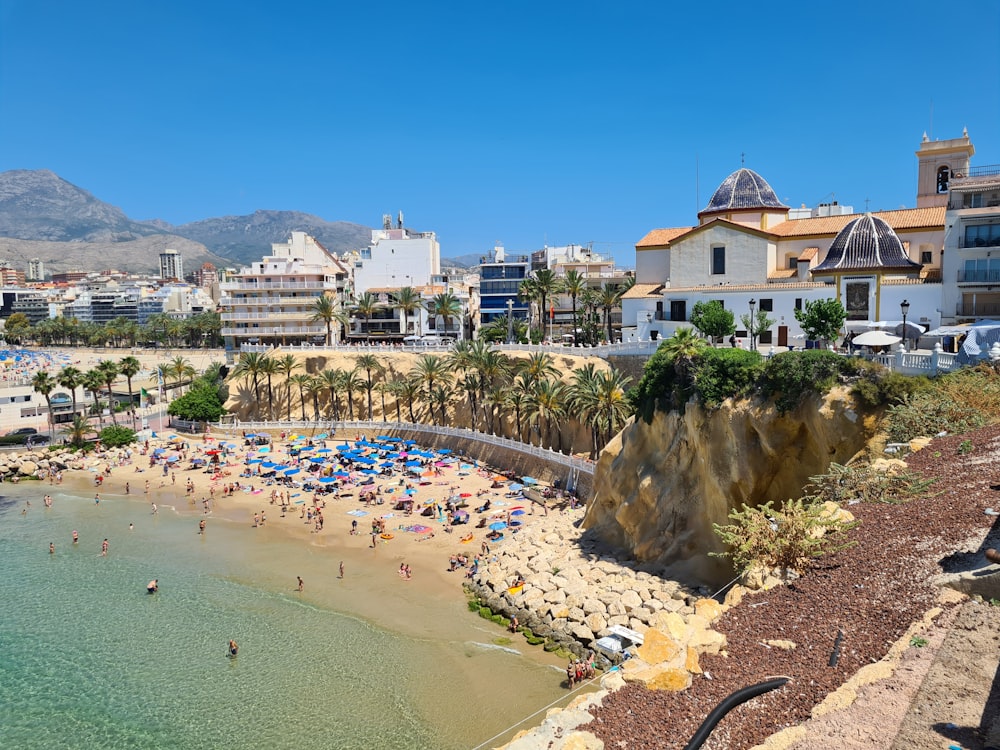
left=0, top=169, right=374, bottom=274
left=167, top=210, right=372, bottom=266
left=442, top=253, right=485, bottom=269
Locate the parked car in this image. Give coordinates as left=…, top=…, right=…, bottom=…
left=8, top=427, right=38, bottom=436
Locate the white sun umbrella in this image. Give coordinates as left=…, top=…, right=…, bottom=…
left=851, top=330, right=902, bottom=347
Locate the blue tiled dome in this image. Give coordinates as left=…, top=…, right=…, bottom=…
left=813, top=214, right=922, bottom=272
left=701, top=168, right=788, bottom=215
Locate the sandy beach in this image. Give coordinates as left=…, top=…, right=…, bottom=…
left=56, top=424, right=572, bottom=641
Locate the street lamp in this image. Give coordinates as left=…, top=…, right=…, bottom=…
left=748, top=298, right=757, bottom=351
left=900, top=299, right=910, bottom=351
left=506, top=299, right=515, bottom=344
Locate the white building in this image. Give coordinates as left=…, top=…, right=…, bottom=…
left=27, top=258, right=44, bottom=281
left=219, top=232, right=352, bottom=357
left=349, top=213, right=440, bottom=295
left=624, top=134, right=951, bottom=347
left=159, top=249, right=183, bottom=281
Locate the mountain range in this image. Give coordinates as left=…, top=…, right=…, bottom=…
left=0, top=169, right=376, bottom=275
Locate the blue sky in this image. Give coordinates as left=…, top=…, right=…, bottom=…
left=1, top=1, right=998, bottom=265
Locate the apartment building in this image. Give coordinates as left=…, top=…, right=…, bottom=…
left=220, top=231, right=352, bottom=356
left=349, top=213, right=440, bottom=294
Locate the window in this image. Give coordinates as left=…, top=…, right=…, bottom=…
left=937, top=165, right=950, bottom=194
left=921, top=250, right=933, bottom=264
left=759, top=298, right=773, bottom=312
left=788, top=256, right=798, bottom=269
left=965, top=222, right=1000, bottom=248
left=759, top=330, right=773, bottom=345
left=669, top=300, right=687, bottom=322
left=711, top=246, right=726, bottom=275
left=964, top=193, right=985, bottom=209
left=794, top=298, right=803, bottom=311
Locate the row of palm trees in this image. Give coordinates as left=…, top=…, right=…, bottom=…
left=231, top=341, right=633, bottom=457
left=13, top=312, right=222, bottom=349
left=31, top=355, right=144, bottom=437
left=517, top=269, right=635, bottom=344
left=309, top=289, right=465, bottom=345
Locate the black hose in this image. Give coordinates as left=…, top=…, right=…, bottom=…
left=829, top=628, right=844, bottom=667
left=682, top=676, right=789, bottom=750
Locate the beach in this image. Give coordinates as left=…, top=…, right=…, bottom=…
left=0, top=430, right=582, bottom=750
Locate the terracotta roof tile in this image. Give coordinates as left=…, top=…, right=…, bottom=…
left=620, top=283, right=664, bottom=299
left=798, top=247, right=818, bottom=261
left=769, top=207, right=945, bottom=238
left=636, top=227, right=695, bottom=248
left=767, top=269, right=798, bottom=279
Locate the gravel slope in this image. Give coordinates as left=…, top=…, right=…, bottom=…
left=582, top=424, right=1000, bottom=750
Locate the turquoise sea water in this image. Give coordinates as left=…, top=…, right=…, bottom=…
left=0, top=486, right=565, bottom=750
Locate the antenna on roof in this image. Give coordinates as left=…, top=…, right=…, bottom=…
left=695, top=153, right=700, bottom=215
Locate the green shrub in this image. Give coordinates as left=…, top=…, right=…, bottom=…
left=712, top=497, right=858, bottom=577
left=99, top=425, right=136, bottom=448
left=167, top=382, right=225, bottom=422
left=478, top=606, right=492, bottom=619
left=467, top=599, right=482, bottom=612
left=804, top=462, right=935, bottom=505
left=629, top=343, right=677, bottom=422
left=490, top=614, right=504, bottom=625
left=760, top=350, right=845, bottom=413
left=886, top=392, right=986, bottom=443
left=690, top=348, right=764, bottom=407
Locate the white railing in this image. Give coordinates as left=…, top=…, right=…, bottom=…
left=205, top=418, right=595, bottom=476
left=220, top=281, right=328, bottom=291
left=872, top=343, right=993, bottom=375
left=232, top=340, right=662, bottom=358
left=222, top=325, right=327, bottom=336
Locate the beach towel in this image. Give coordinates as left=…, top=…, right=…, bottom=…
left=347, top=509, right=368, bottom=517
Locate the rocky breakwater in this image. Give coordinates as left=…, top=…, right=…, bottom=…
left=0, top=448, right=76, bottom=479
left=583, top=387, right=880, bottom=586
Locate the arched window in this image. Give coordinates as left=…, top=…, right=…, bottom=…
left=937, top=166, right=950, bottom=194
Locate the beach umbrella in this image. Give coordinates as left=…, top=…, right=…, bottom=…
left=436, top=448, right=452, bottom=454
left=337, top=444, right=351, bottom=451
left=332, top=471, right=350, bottom=478
left=510, top=509, right=526, bottom=516
left=166, top=455, right=180, bottom=462
left=315, top=433, right=328, bottom=439
left=405, top=460, right=421, bottom=466
left=405, top=488, right=418, bottom=495
left=309, top=457, right=326, bottom=464
left=489, top=521, right=507, bottom=531
left=283, top=468, right=301, bottom=476
left=319, top=477, right=337, bottom=483
left=272, top=464, right=290, bottom=471
left=508, top=483, right=523, bottom=492
left=521, top=476, right=538, bottom=485
left=262, top=461, right=276, bottom=468
left=245, top=433, right=258, bottom=438
left=247, top=459, right=263, bottom=465
left=361, top=469, right=379, bottom=475
left=316, top=448, right=332, bottom=454
left=376, top=435, right=393, bottom=441
left=403, top=440, right=417, bottom=446
left=851, top=330, right=901, bottom=347
left=152, top=448, right=165, bottom=456
left=258, top=446, right=270, bottom=453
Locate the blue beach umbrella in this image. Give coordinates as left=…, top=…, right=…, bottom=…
left=508, top=483, right=523, bottom=492
left=262, top=461, right=276, bottom=469
left=510, top=509, right=526, bottom=516
left=247, top=459, right=263, bottom=465
left=319, top=477, right=337, bottom=483
left=315, top=433, right=328, bottom=439
left=436, top=448, right=452, bottom=454
left=489, top=522, right=507, bottom=531
left=521, top=477, right=538, bottom=485
left=361, top=469, right=379, bottom=475
left=316, top=448, right=332, bottom=454
left=283, top=468, right=301, bottom=475
left=272, top=465, right=290, bottom=471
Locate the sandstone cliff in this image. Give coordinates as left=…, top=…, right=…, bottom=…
left=583, top=388, right=880, bottom=586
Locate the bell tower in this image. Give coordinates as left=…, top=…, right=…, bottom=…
left=916, top=128, right=974, bottom=208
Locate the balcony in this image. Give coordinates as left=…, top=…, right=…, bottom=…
left=957, top=238, right=1000, bottom=250
left=221, top=296, right=328, bottom=306
left=220, top=281, right=329, bottom=291
left=222, top=325, right=326, bottom=337
left=957, top=270, right=1000, bottom=283
left=221, top=311, right=311, bottom=321
left=956, top=302, right=1000, bottom=317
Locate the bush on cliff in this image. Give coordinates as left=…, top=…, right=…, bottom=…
left=690, top=348, right=764, bottom=407
left=759, top=350, right=846, bottom=413
left=99, top=425, right=136, bottom=448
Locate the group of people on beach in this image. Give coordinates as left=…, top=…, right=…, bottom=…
left=566, top=653, right=596, bottom=688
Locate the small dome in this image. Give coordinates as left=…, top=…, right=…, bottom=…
left=813, top=214, right=922, bottom=272
left=701, top=168, right=788, bottom=215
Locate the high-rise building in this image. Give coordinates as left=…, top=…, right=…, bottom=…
left=159, top=249, right=183, bottom=281
left=27, top=258, right=44, bottom=281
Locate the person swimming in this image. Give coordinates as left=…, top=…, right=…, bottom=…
left=147, top=579, right=158, bottom=594
left=228, top=640, right=239, bottom=657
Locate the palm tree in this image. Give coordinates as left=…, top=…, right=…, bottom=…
left=31, top=371, right=56, bottom=439
left=353, top=292, right=380, bottom=340
left=528, top=378, right=566, bottom=451
left=319, top=369, right=344, bottom=420
left=385, top=379, right=404, bottom=422
left=518, top=277, right=541, bottom=336
left=232, top=352, right=268, bottom=420
left=398, top=377, right=422, bottom=422
left=413, top=354, right=450, bottom=423
left=593, top=369, right=633, bottom=450
left=533, top=269, right=561, bottom=342
left=96, top=360, right=120, bottom=425
left=562, top=269, right=587, bottom=343
left=429, top=384, right=452, bottom=426
left=661, top=327, right=709, bottom=386
left=519, top=352, right=558, bottom=388
left=310, top=295, right=347, bottom=346
left=505, top=388, right=530, bottom=442
left=259, top=356, right=278, bottom=421
left=428, top=291, right=462, bottom=340
left=82, top=369, right=107, bottom=428
left=289, top=373, right=312, bottom=421
left=118, top=355, right=141, bottom=425
left=342, top=369, right=364, bottom=420
left=62, top=413, right=91, bottom=448
left=57, top=366, right=83, bottom=420
left=355, top=353, right=383, bottom=420
left=598, top=283, right=623, bottom=343
left=275, top=354, right=300, bottom=421
left=305, top=376, right=326, bottom=420
left=457, top=372, right=481, bottom=430
left=394, top=286, right=424, bottom=338
left=168, top=356, right=195, bottom=397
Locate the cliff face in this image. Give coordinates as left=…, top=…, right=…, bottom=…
left=583, top=388, right=880, bottom=586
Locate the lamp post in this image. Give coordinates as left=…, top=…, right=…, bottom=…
left=506, top=299, right=515, bottom=344
left=900, top=299, right=910, bottom=351
left=748, top=298, right=757, bottom=351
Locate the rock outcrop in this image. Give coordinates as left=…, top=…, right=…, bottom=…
left=583, top=388, right=880, bottom=586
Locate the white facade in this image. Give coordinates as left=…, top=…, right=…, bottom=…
left=27, top=258, right=44, bottom=281
left=350, top=219, right=440, bottom=295
left=159, top=249, right=183, bottom=281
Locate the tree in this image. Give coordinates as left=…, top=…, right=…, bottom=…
left=289, top=373, right=312, bottom=421
left=82, top=369, right=107, bottom=427
left=598, top=283, right=624, bottom=343
left=31, top=371, right=56, bottom=439
left=275, top=354, right=300, bottom=421
left=562, top=270, right=587, bottom=342
left=518, top=277, right=540, bottom=335
left=118, top=356, right=141, bottom=425
left=168, top=356, right=195, bottom=397
left=260, top=356, right=278, bottom=420
left=62, top=414, right=92, bottom=448
left=690, top=300, right=736, bottom=344
left=353, top=292, right=380, bottom=339
left=168, top=382, right=225, bottom=422
left=96, top=360, right=121, bottom=425
left=57, top=366, right=83, bottom=419
left=428, top=291, right=462, bottom=340
left=355, top=353, right=383, bottom=420
left=4, top=312, right=31, bottom=345
left=532, top=269, right=561, bottom=341
left=319, top=369, right=344, bottom=420
left=794, top=298, right=848, bottom=346
left=739, top=309, right=777, bottom=352
left=231, top=352, right=268, bottom=420
left=342, top=369, right=364, bottom=420
left=393, top=287, right=424, bottom=338
left=413, top=354, right=450, bottom=422
left=660, top=327, right=710, bottom=391
left=310, top=295, right=345, bottom=346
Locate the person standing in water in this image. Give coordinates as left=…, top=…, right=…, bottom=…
left=49, top=542, right=54, bottom=555
left=297, top=576, right=304, bottom=592
left=72, top=530, right=78, bottom=544
left=339, top=561, right=345, bottom=579
left=101, top=538, right=109, bottom=556
left=228, top=640, right=238, bottom=657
